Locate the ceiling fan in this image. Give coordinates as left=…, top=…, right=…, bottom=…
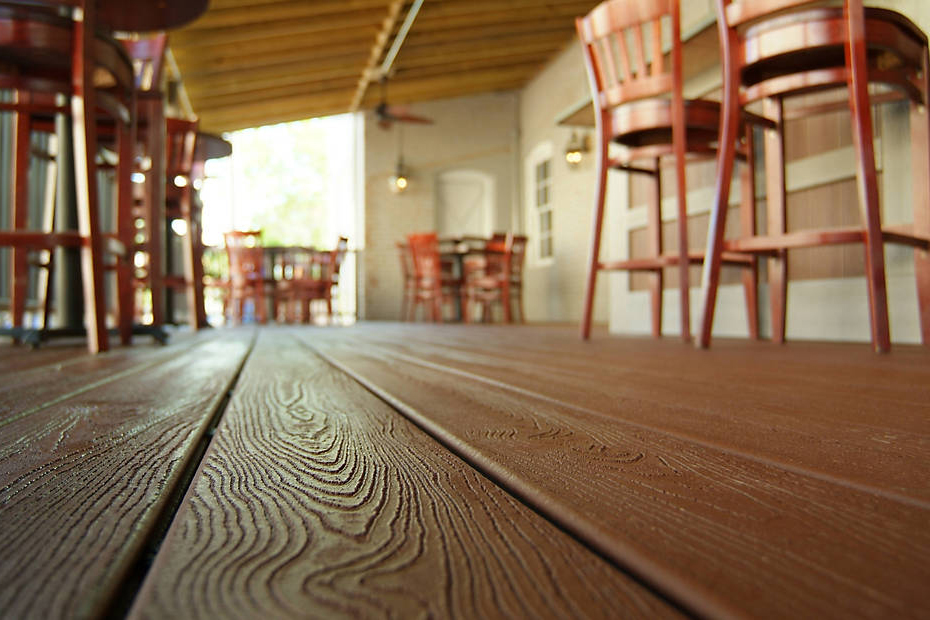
left=375, top=78, right=434, bottom=130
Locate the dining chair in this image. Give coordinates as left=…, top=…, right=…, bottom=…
left=0, top=0, right=136, bottom=352
left=699, top=0, right=930, bottom=352
left=407, top=232, right=460, bottom=322
left=224, top=230, right=267, bottom=324
left=276, top=247, right=325, bottom=323
left=576, top=0, right=761, bottom=342
left=462, top=233, right=524, bottom=323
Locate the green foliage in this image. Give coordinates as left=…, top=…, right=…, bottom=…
left=231, top=119, right=332, bottom=247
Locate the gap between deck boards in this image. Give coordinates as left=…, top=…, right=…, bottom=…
left=105, top=330, right=259, bottom=618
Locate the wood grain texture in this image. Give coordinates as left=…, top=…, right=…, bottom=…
left=130, top=329, right=680, bottom=619
left=306, top=323, right=930, bottom=619
left=0, top=331, right=254, bottom=618
left=0, top=331, right=226, bottom=427
left=320, top=323, right=930, bottom=503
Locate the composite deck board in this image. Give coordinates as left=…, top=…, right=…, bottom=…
left=130, top=330, right=679, bottom=619
left=307, top=325, right=930, bottom=619
left=0, top=342, right=92, bottom=373
left=0, top=330, right=254, bottom=618
left=314, top=323, right=930, bottom=503
left=0, top=330, right=229, bottom=427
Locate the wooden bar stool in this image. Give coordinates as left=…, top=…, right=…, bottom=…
left=164, top=116, right=201, bottom=329
left=0, top=1, right=136, bottom=352
left=123, top=34, right=168, bottom=333
left=699, top=0, right=930, bottom=352
left=190, top=132, right=231, bottom=328
left=576, top=0, right=761, bottom=343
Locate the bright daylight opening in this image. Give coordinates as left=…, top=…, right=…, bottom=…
left=199, top=113, right=362, bottom=326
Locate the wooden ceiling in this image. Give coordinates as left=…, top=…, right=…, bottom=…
left=168, top=0, right=601, bottom=134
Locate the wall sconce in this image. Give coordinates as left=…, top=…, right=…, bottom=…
left=565, top=131, right=589, bottom=167
left=389, top=156, right=409, bottom=194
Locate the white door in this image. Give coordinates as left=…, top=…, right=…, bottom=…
left=435, top=170, right=494, bottom=238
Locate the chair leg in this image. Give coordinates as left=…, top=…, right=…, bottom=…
left=72, top=14, right=109, bottom=353
left=581, top=117, right=610, bottom=339
left=911, top=49, right=930, bottom=346
left=846, top=19, right=891, bottom=352
left=699, top=57, right=743, bottom=348
left=763, top=98, right=788, bottom=345
left=502, top=281, right=512, bottom=323
left=740, top=124, right=760, bottom=340
left=648, top=161, right=663, bottom=338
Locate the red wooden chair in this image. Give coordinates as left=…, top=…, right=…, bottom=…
left=576, top=0, right=761, bottom=342
left=407, top=232, right=460, bottom=322
left=0, top=1, right=136, bottom=352
left=699, top=0, right=930, bottom=352
left=462, top=233, right=525, bottom=323
left=224, top=231, right=267, bottom=324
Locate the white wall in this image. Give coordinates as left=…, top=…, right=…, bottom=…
left=519, top=41, right=611, bottom=325
left=362, top=91, right=518, bottom=320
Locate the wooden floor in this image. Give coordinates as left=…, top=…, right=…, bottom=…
left=1, top=323, right=928, bottom=619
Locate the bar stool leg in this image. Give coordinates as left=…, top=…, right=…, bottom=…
left=740, top=124, right=760, bottom=340
left=648, top=161, right=663, bottom=338
left=11, top=98, right=30, bottom=331
left=911, top=48, right=930, bottom=345
left=72, top=4, right=109, bottom=353
left=763, top=98, right=788, bottom=345
left=699, top=63, right=741, bottom=348
left=117, top=116, right=134, bottom=345
left=846, top=14, right=891, bottom=353
left=581, top=114, right=609, bottom=339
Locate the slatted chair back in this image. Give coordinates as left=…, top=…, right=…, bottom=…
left=575, top=0, right=680, bottom=111
left=507, top=234, right=528, bottom=283
left=224, top=231, right=264, bottom=287
left=407, top=233, right=443, bottom=283
left=484, top=234, right=509, bottom=278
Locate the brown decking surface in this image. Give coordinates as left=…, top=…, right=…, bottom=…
left=1, top=323, right=928, bottom=619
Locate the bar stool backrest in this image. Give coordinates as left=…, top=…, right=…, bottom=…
left=575, top=0, right=681, bottom=113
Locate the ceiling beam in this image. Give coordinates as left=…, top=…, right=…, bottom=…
left=348, top=0, right=404, bottom=112
left=172, top=35, right=375, bottom=76
left=186, top=0, right=389, bottom=29
left=198, top=91, right=355, bottom=131
left=170, top=12, right=384, bottom=48
left=184, top=56, right=368, bottom=98
left=192, top=78, right=359, bottom=111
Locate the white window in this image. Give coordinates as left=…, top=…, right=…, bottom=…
left=525, top=141, right=554, bottom=265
